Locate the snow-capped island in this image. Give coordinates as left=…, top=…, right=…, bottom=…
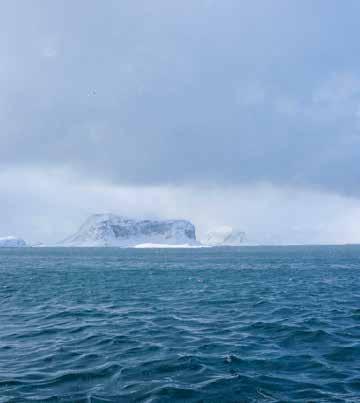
left=202, top=226, right=247, bottom=246
left=0, top=236, right=27, bottom=247
left=58, top=214, right=200, bottom=247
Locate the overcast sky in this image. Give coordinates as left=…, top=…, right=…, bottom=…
left=1, top=1, right=360, bottom=244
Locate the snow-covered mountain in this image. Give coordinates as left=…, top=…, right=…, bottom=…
left=59, top=214, right=199, bottom=247
left=0, top=236, right=27, bottom=247
left=202, top=226, right=247, bottom=246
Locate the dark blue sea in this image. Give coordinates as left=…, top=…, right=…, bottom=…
left=0, top=246, right=359, bottom=402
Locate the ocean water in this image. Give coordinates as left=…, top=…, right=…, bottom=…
left=0, top=246, right=359, bottom=402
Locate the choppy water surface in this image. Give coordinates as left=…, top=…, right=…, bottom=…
left=0, top=246, right=359, bottom=402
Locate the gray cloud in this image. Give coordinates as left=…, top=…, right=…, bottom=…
left=1, top=1, right=360, bottom=195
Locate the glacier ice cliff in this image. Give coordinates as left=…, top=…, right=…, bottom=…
left=0, top=236, right=27, bottom=247
left=59, top=214, right=199, bottom=247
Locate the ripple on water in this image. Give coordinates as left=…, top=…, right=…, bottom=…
left=0, top=246, right=359, bottom=402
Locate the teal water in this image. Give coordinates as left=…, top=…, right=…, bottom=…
left=0, top=246, right=359, bottom=402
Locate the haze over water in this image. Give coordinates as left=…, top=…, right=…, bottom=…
left=1, top=246, right=359, bottom=402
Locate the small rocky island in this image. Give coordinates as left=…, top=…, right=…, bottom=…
left=0, top=236, right=27, bottom=247
left=203, top=226, right=247, bottom=246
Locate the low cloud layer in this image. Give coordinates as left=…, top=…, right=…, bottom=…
left=2, top=169, right=360, bottom=245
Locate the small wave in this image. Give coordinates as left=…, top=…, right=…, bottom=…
left=1, top=246, right=360, bottom=401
